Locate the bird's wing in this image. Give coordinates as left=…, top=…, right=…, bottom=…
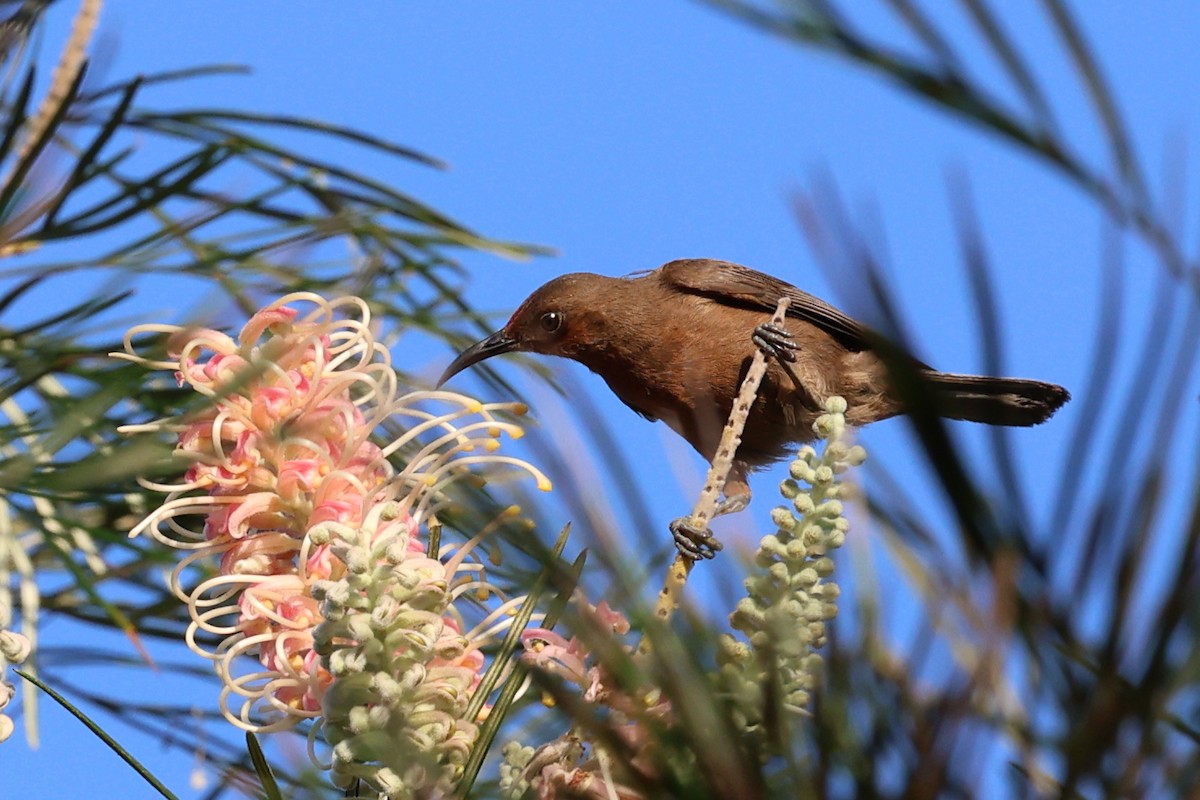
left=658, top=258, right=874, bottom=352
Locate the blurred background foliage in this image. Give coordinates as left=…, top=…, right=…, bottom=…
left=1, top=0, right=1197, bottom=797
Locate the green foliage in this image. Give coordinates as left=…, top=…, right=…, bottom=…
left=2, top=2, right=1197, bottom=798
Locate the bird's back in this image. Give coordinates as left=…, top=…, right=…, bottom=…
left=598, top=267, right=896, bottom=466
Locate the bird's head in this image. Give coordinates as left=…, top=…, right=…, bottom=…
left=437, top=273, right=609, bottom=386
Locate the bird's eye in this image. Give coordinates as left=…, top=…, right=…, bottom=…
left=539, top=311, right=564, bottom=333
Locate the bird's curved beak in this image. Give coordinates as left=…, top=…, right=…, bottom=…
left=437, top=330, right=519, bottom=386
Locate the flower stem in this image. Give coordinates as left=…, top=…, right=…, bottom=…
left=642, top=297, right=792, bottom=646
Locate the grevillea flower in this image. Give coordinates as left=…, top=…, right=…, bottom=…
left=717, top=395, right=864, bottom=742
left=500, top=601, right=668, bottom=800
left=308, top=501, right=526, bottom=794
left=115, top=293, right=551, bottom=793
left=0, top=627, right=31, bottom=744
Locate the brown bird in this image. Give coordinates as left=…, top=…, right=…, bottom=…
left=438, top=259, right=1069, bottom=559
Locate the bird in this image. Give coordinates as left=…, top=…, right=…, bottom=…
left=437, top=258, right=1069, bottom=559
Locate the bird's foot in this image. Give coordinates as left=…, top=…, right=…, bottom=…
left=752, top=322, right=798, bottom=363
left=669, top=516, right=724, bottom=560
left=714, top=492, right=750, bottom=517
left=752, top=321, right=821, bottom=410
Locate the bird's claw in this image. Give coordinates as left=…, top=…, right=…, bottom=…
left=669, top=516, right=723, bottom=560
left=752, top=322, right=798, bottom=363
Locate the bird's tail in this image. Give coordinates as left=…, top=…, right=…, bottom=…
left=927, top=372, right=1070, bottom=426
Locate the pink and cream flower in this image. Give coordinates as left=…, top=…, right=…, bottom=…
left=116, top=293, right=549, bottom=791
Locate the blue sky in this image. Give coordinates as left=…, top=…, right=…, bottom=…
left=4, top=2, right=1199, bottom=797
